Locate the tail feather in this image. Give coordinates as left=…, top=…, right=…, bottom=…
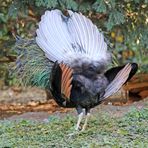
left=12, top=38, right=53, bottom=89
left=36, top=10, right=111, bottom=64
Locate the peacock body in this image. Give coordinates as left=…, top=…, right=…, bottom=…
left=14, top=9, right=138, bottom=131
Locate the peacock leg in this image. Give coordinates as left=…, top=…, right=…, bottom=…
left=81, top=113, right=90, bottom=131
left=75, top=112, right=84, bottom=130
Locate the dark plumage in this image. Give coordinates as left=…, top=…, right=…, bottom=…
left=50, top=61, right=137, bottom=130
left=14, top=10, right=138, bottom=131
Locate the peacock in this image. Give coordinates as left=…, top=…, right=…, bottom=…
left=14, top=9, right=138, bottom=131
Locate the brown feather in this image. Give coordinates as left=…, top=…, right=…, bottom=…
left=59, top=63, right=73, bottom=100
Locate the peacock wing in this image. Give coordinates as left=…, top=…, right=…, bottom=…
left=101, top=63, right=132, bottom=100
left=50, top=62, right=73, bottom=103
left=59, top=63, right=73, bottom=100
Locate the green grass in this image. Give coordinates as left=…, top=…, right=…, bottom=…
left=0, top=107, right=148, bottom=148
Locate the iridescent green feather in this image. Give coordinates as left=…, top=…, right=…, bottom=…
left=12, top=37, right=54, bottom=89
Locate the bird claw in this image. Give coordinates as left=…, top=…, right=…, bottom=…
left=67, top=127, right=80, bottom=138
left=75, top=125, right=87, bottom=132
left=68, top=131, right=78, bottom=137
left=81, top=126, right=86, bottom=132
left=67, top=125, right=86, bottom=138
left=75, top=125, right=81, bottom=131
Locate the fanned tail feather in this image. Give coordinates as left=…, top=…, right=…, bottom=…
left=36, top=10, right=111, bottom=64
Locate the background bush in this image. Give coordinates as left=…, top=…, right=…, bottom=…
left=0, top=0, right=148, bottom=87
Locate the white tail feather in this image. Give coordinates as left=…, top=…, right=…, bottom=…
left=36, top=9, right=110, bottom=63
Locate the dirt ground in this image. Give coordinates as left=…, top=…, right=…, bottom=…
left=0, top=84, right=147, bottom=121
left=0, top=87, right=72, bottom=119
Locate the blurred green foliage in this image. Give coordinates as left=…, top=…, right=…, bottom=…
left=0, top=0, right=148, bottom=87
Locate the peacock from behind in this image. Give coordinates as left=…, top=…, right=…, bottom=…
left=13, top=9, right=138, bottom=131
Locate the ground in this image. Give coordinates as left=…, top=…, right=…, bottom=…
left=0, top=98, right=148, bottom=147
left=0, top=74, right=148, bottom=147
